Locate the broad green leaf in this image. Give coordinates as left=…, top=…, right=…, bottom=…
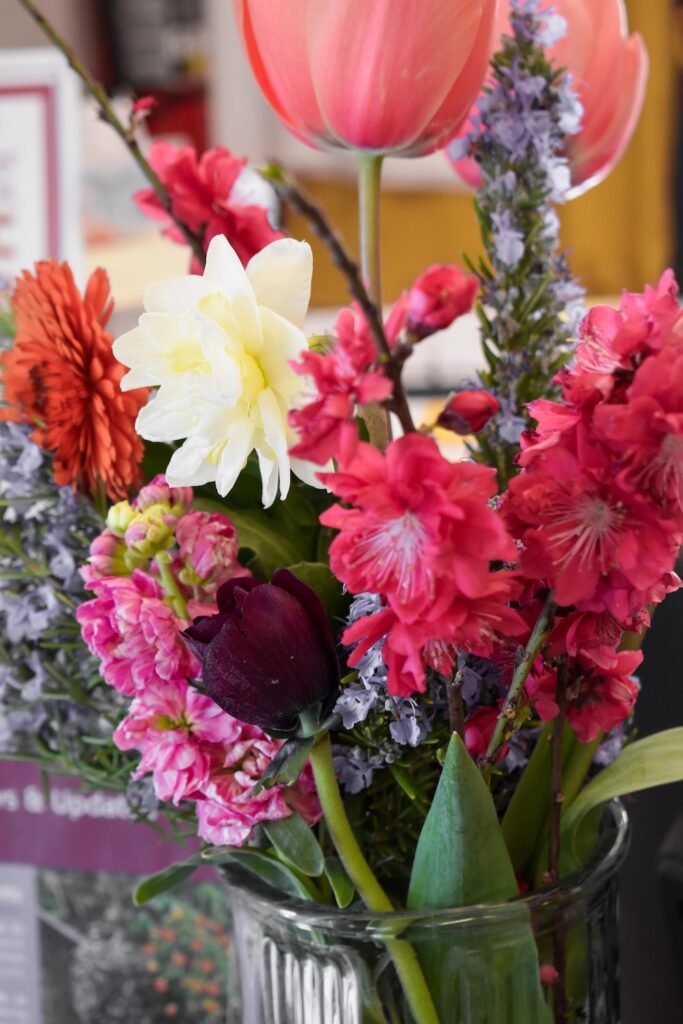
left=286, top=561, right=350, bottom=620
left=263, top=812, right=325, bottom=878
left=408, top=734, right=518, bottom=910
left=562, top=727, right=683, bottom=870
left=216, top=505, right=310, bottom=577
left=408, top=734, right=551, bottom=1023
left=201, top=846, right=315, bottom=900
left=133, top=853, right=202, bottom=905
left=324, top=857, right=355, bottom=909
left=250, top=734, right=316, bottom=794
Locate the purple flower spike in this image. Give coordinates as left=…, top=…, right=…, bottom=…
left=183, top=570, right=340, bottom=736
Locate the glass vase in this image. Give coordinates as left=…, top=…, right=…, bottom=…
left=223, top=801, right=629, bottom=1024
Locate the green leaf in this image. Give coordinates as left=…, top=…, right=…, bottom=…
left=286, top=561, right=350, bottom=620
left=562, top=727, right=683, bottom=871
left=409, top=733, right=518, bottom=910
left=141, top=440, right=176, bottom=483
left=250, top=734, right=316, bottom=794
left=201, top=846, right=315, bottom=900
left=217, top=505, right=309, bottom=578
left=324, top=857, right=355, bottom=909
left=133, top=854, right=202, bottom=905
left=263, top=812, right=325, bottom=878
left=407, top=734, right=551, bottom=1023
left=502, top=722, right=554, bottom=876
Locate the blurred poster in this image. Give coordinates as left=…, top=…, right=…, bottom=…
left=0, top=49, right=81, bottom=284
left=0, top=762, right=232, bottom=1023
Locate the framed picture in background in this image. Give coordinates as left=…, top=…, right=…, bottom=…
left=0, top=48, right=81, bottom=283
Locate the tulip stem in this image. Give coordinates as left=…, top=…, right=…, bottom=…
left=15, top=0, right=207, bottom=267
left=308, top=730, right=441, bottom=1024
left=358, top=154, right=392, bottom=450
left=358, top=155, right=384, bottom=309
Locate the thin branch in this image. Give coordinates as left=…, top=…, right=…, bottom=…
left=482, top=592, right=556, bottom=769
left=262, top=165, right=416, bottom=436
left=16, top=0, right=206, bottom=268
left=446, top=668, right=466, bottom=742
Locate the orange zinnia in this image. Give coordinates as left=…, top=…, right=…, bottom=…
left=1, top=261, right=148, bottom=500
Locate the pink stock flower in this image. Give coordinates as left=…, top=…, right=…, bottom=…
left=114, top=679, right=240, bottom=804
left=77, top=570, right=198, bottom=696
left=176, top=511, right=251, bottom=597
left=437, top=389, right=501, bottom=435
left=290, top=306, right=393, bottom=466
left=404, top=264, right=478, bottom=339
left=233, top=0, right=498, bottom=157
left=133, top=474, right=194, bottom=515
left=134, top=141, right=282, bottom=270
left=195, top=734, right=320, bottom=847
left=527, top=651, right=641, bottom=743
left=82, top=529, right=128, bottom=583
left=450, top=0, right=647, bottom=195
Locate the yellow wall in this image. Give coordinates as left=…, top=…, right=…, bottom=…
left=287, top=0, right=677, bottom=307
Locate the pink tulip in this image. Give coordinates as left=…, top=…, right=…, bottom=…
left=450, top=0, right=648, bottom=195
left=232, top=0, right=499, bottom=157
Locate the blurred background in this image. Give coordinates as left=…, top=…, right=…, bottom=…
left=2, top=0, right=681, bottom=305
left=1, top=2, right=683, bottom=1022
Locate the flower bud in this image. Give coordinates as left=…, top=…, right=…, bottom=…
left=183, top=570, right=340, bottom=737
left=405, top=265, right=478, bottom=340
left=134, top=475, right=193, bottom=517
left=106, top=501, right=136, bottom=537
left=437, top=389, right=501, bottom=435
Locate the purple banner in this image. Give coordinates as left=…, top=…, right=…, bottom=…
left=0, top=762, right=196, bottom=875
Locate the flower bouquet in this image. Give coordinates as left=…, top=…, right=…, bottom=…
left=3, top=0, right=682, bottom=1022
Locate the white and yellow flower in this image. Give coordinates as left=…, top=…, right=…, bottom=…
left=114, top=234, right=319, bottom=507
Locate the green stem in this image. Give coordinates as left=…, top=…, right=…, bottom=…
left=483, top=592, right=556, bottom=771
left=155, top=553, right=189, bottom=620
left=358, top=154, right=391, bottom=450
left=308, top=732, right=441, bottom=1024
left=358, top=154, right=384, bottom=308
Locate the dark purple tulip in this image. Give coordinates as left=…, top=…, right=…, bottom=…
left=183, top=570, right=340, bottom=736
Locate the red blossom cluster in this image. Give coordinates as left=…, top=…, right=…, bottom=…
left=506, top=271, right=683, bottom=741
left=134, top=141, right=282, bottom=270
left=290, top=263, right=478, bottom=467
left=290, top=306, right=394, bottom=466
left=320, top=434, right=525, bottom=697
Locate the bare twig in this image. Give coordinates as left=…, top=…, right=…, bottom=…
left=446, top=668, right=466, bottom=742
left=16, top=0, right=206, bottom=268
left=262, top=165, right=416, bottom=436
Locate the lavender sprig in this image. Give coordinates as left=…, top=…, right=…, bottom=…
left=452, top=0, right=586, bottom=484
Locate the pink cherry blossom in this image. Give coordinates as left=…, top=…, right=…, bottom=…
left=290, top=305, right=393, bottom=466
left=527, top=652, right=641, bottom=743
left=134, top=142, right=282, bottom=270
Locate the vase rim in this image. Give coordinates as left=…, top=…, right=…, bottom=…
left=221, top=799, right=629, bottom=937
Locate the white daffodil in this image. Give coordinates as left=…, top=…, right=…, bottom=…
left=114, top=234, right=320, bottom=507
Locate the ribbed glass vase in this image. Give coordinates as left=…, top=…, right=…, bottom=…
left=223, top=802, right=629, bottom=1024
